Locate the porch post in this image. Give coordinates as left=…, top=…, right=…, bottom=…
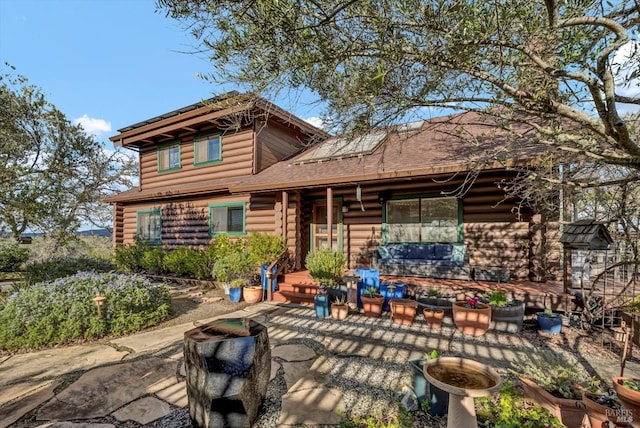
left=327, top=187, right=333, bottom=249
left=281, top=191, right=288, bottom=245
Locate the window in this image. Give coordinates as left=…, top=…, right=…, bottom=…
left=158, top=142, right=181, bottom=172
left=385, top=196, right=459, bottom=243
left=209, top=203, right=245, bottom=235
left=136, top=209, right=162, bottom=244
left=194, top=134, right=221, bottom=165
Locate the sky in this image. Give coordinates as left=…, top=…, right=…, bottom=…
left=0, top=0, right=324, bottom=149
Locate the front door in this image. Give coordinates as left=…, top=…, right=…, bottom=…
left=312, top=202, right=340, bottom=250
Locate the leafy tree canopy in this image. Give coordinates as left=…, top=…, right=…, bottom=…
left=158, top=0, right=639, bottom=171
left=0, top=64, right=137, bottom=245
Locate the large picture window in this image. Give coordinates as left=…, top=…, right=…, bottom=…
left=209, top=203, right=245, bottom=235
left=136, top=209, right=162, bottom=244
left=158, top=142, right=181, bottom=172
left=194, top=134, right=222, bottom=165
left=385, top=197, right=459, bottom=243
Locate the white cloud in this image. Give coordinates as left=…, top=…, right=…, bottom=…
left=613, top=40, right=639, bottom=114
left=304, top=116, right=325, bottom=129
left=74, top=115, right=112, bottom=138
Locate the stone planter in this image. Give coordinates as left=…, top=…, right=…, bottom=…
left=423, top=308, right=445, bottom=329
left=331, top=303, right=349, bottom=320
left=361, top=294, right=385, bottom=318
left=612, top=376, right=640, bottom=426
left=519, top=376, right=586, bottom=428
left=389, top=298, right=418, bottom=325
left=452, top=301, right=491, bottom=336
left=489, top=301, right=525, bottom=333
left=243, top=286, right=264, bottom=304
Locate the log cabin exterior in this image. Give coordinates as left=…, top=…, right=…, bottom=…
left=107, top=94, right=562, bottom=283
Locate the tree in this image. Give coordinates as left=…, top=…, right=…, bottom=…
left=158, top=0, right=638, bottom=174
left=0, top=65, right=137, bottom=247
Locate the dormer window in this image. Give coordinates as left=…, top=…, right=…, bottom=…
left=194, top=134, right=222, bottom=166
left=158, top=142, right=181, bottom=172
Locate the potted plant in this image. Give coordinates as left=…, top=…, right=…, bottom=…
left=361, top=286, right=384, bottom=318
left=305, top=248, right=348, bottom=302
left=330, top=295, right=349, bottom=320
left=389, top=298, right=418, bottom=325
left=212, top=250, right=257, bottom=303
left=314, top=286, right=330, bottom=318
left=484, top=288, right=525, bottom=334
left=452, top=296, right=491, bottom=336
left=409, top=350, right=449, bottom=417
left=423, top=307, right=445, bottom=329
left=511, top=349, right=589, bottom=428
left=416, top=287, right=455, bottom=321
left=228, top=278, right=244, bottom=302
left=612, top=377, right=640, bottom=425
left=537, top=308, right=563, bottom=334
left=582, top=389, right=626, bottom=428
left=247, top=232, right=286, bottom=293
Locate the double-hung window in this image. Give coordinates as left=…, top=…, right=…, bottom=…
left=158, top=142, right=181, bottom=172
left=194, top=134, right=222, bottom=166
left=209, top=202, right=245, bottom=235
left=385, top=196, right=460, bottom=243
left=136, top=209, right=162, bottom=244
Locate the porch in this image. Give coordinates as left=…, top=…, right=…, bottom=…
left=271, top=269, right=574, bottom=314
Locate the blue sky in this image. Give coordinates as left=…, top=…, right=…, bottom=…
left=0, top=0, right=324, bottom=149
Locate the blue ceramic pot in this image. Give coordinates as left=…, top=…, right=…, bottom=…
left=537, top=312, right=562, bottom=334
left=229, top=287, right=242, bottom=302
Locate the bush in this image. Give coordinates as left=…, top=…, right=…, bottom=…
left=139, top=246, right=166, bottom=274
left=247, top=232, right=286, bottom=266
left=0, top=272, right=171, bottom=351
left=164, top=247, right=201, bottom=276
left=114, top=242, right=149, bottom=272
left=305, top=247, right=346, bottom=285
left=24, top=256, right=115, bottom=285
left=476, top=380, right=564, bottom=427
left=0, top=242, right=30, bottom=272
left=212, top=249, right=256, bottom=284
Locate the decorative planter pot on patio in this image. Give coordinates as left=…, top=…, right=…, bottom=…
left=389, top=298, right=418, bottom=325
left=331, top=302, right=349, bottom=320
left=314, top=294, right=330, bottom=318
left=536, top=311, right=563, bottom=334
left=361, top=294, right=385, bottom=318
left=489, top=301, right=525, bottom=333
left=612, top=377, right=640, bottom=426
left=519, top=376, right=586, bottom=428
left=582, top=392, right=626, bottom=428
left=423, top=308, right=445, bottom=329
left=243, top=286, right=264, bottom=304
left=416, top=295, right=455, bottom=323
left=452, top=301, right=491, bottom=336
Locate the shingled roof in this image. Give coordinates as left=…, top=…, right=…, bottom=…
left=559, top=220, right=613, bottom=250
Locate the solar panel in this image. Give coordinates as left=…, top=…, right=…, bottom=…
left=293, top=129, right=387, bottom=164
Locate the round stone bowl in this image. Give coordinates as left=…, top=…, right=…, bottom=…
left=423, top=357, right=502, bottom=428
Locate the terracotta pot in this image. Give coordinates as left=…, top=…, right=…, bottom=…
left=519, top=376, right=586, bottom=428
left=423, top=308, right=445, bottom=329
left=452, top=301, right=491, bottom=336
left=242, top=286, right=263, bottom=304
left=582, top=392, right=627, bottom=428
left=331, top=303, right=349, bottom=320
left=390, top=298, right=418, bottom=325
left=361, top=294, right=385, bottom=318
left=613, top=377, right=640, bottom=427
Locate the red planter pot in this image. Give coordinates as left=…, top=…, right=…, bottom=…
left=423, top=308, right=445, bottom=329
left=390, top=298, right=418, bottom=325
left=361, top=295, right=385, bottom=318
left=519, top=376, right=586, bottom=428
left=612, top=377, right=640, bottom=427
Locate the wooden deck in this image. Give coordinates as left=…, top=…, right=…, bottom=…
left=272, top=270, right=574, bottom=313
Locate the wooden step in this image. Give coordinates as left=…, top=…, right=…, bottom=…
left=273, top=290, right=315, bottom=306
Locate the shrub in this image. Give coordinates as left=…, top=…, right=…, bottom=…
left=476, top=380, right=564, bottom=427
left=0, top=272, right=171, bottom=351
left=24, top=256, right=115, bottom=285
left=0, top=242, right=30, bottom=272
left=211, top=234, right=245, bottom=260
left=305, top=248, right=346, bottom=285
left=212, top=249, right=256, bottom=284
left=114, top=242, right=149, bottom=272
left=247, top=232, right=286, bottom=266
left=163, top=247, right=201, bottom=276
left=139, top=246, right=166, bottom=274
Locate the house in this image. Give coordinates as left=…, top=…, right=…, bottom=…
left=107, top=93, right=561, bottom=284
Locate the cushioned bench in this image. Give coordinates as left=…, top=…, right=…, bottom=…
left=374, top=243, right=470, bottom=280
